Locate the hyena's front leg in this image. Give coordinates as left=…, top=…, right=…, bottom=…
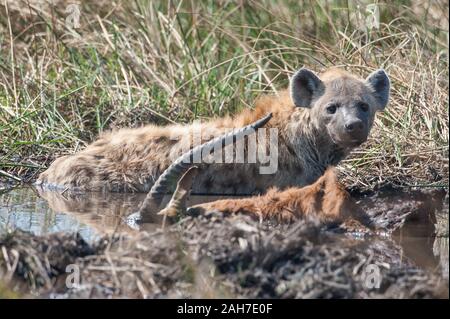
left=153, top=167, right=289, bottom=222
left=186, top=186, right=307, bottom=223
left=187, top=198, right=263, bottom=219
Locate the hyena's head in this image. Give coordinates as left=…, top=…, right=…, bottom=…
left=290, top=67, right=390, bottom=148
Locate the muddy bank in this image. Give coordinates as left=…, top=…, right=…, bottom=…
left=1, top=210, right=448, bottom=299
left=0, top=185, right=448, bottom=299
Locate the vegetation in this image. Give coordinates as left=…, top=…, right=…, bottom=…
left=0, top=0, right=448, bottom=188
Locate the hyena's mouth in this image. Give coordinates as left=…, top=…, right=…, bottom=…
left=327, top=128, right=342, bottom=147
left=328, top=129, right=365, bottom=148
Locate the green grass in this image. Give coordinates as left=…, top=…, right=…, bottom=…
left=0, top=0, right=448, bottom=188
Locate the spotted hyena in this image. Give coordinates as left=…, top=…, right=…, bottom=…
left=37, top=67, right=390, bottom=195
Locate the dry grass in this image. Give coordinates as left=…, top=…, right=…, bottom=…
left=0, top=0, right=448, bottom=189
left=1, top=212, right=448, bottom=299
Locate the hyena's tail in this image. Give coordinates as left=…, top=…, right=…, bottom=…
left=155, top=166, right=200, bottom=220
left=137, top=112, right=273, bottom=222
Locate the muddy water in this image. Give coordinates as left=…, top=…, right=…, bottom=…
left=0, top=187, right=100, bottom=243
left=0, top=186, right=448, bottom=279
left=0, top=187, right=242, bottom=238
left=353, top=188, right=448, bottom=278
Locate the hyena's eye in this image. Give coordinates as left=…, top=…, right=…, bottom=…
left=358, top=102, right=369, bottom=112
left=326, top=104, right=338, bottom=114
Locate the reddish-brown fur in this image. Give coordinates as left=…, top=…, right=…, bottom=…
left=188, top=168, right=370, bottom=225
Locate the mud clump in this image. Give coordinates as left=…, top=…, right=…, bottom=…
left=0, top=230, right=106, bottom=292
left=0, top=212, right=447, bottom=299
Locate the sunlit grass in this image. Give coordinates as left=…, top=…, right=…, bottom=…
left=0, top=0, right=448, bottom=188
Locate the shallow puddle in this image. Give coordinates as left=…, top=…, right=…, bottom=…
left=0, top=187, right=99, bottom=243
left=0, top=185, right=448, bottom=280
left=0, top=187, right=242, bottom=238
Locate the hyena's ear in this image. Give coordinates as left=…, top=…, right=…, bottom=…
left=290, top=68, right=325, bottom=108
left=365, top=69, right=390, bottom=110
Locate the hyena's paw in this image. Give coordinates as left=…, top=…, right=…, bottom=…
left=186, top=206, right=206, bottom=217
left=274, top=209, right=297, bottom=223
left=157, top=207, right=178, bottom=218
left=339, top=218, right=375, bottom=237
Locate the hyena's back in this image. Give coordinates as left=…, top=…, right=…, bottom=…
left=37, top=125, right=186, bottom=192
left=36, top=115, right=283, bottom=193
left=37, top=92, right=299, bottom=194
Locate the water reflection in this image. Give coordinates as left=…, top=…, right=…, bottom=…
left=0, top=186, right=241, bottom=239
left=0, top=187, right=99, bottom=242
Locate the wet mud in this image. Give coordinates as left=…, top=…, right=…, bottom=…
left=0, top=186, right=448, bottom=298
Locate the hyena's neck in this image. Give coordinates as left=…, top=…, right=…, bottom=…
left=282, top=110, right=350, bottom=172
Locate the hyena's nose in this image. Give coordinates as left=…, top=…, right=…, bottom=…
left=345, top=119, right=364, bottom=133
